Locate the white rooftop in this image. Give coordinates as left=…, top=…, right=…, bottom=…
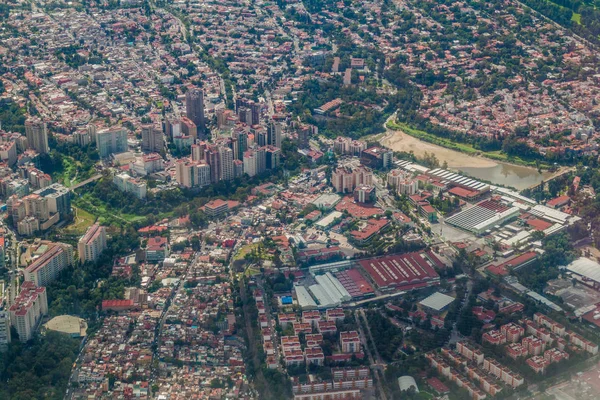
left=567, top=257, right=600, bottom=284
left=419, top=292, right=455, bottom=311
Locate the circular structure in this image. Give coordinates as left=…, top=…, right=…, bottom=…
left=398, top=376, right=419, bottom=393
left=44, top=315, right=87, bottom=338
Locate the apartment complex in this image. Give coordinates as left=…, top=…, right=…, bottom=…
left=333, top=137, right=366, bottom=156
left=360, top=146, right=393, bottom=169
left=78, top=224, right=107, bottom=263
left=185, top=88, right=205, bottom=134
left=24, top=242, right=74, bottom=287
left=34, top=183, right=71, bottom=217
left=96, top=126, right=128, bottom=158
left=331, top=166, right=373, bottom=193
left=9, top=281, right=48, bottom=342
left=113, top=173, right=147, bottom=199
left=236, top=98, right=261, bottom=126
left=0, top=281, right=11, bottom=350
left=175, top=159, right=211, bottom=188
left=25, top=118, right=49, bottom=154
left=141, top=125, right=164, bottom=153
left=7, top=188, right=68, bottom=236
left=165, top=116, right=197, bottom=141
left=340, top=331, right=361, bottom=353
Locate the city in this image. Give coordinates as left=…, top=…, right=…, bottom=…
left=0, top=0, right=600, bottom=399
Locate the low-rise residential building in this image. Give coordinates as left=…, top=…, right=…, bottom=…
left=340, top=331, right=361, bottom=353
left=145, top=236, right=169, bottom=262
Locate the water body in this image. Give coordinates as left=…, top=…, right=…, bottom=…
left=457, top=163, right=555, bottom=190
left=381, top=129, right=554, bottom=190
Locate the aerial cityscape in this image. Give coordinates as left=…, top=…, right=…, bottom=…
left=1, top=0, right=600, bottom=399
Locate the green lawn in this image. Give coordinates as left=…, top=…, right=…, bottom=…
left=233, top=244, right=255, bottom=261
left=56, top=156, right=95, bottom=188
left=62, top=206, right=97, bottom=235
left=244, top=266, right=261, bottom=277
left=57, top=157, right=77, bottom=188
left=571, top=12, right=581, bottom=24
left=74, top=195, right=146, bottom=227
left=418, top=391, right=434, bottom=400
left=233, top=243, right=274, bottom=262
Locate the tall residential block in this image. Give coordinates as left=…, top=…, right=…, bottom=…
left=24, top=242, right=74, bottom=287
left=206, top=146, right=221, bottom=184
left=243, top=151, right=257, bottom=177
left=236, top=98, right=260, bottom=125
left=34, top=183, right=71, bottom=218
left=175, top=159, right=211, bottom=188
left=25, top=118, right=49, bottom=154
left=0, top=282, right=11, bottom=350
left=141, top=125, right=164, bottom=153
left=191, top=142, right=207, bottom=161
left=233, top=131, right=248, bottom=160
left=267, top=120, right=282, bottom=148
left=265, top=146, right=281, bottom=170
left=255, top=146, right=266, bottom=175
left=219, top=146, right=234, bottom=181
left=96, top=126, right=128, bottom=158
left=186, top=88, right=205, bottom=135
left=9, top=281, right=47, bottom=342
left=78, top=224, right=107, bottom=263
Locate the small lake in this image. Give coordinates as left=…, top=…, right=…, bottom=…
left=382, top=130, right=554, bottom=190
left=456, top=163, right=554, bottom=191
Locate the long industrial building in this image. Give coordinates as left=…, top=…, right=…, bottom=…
left=295, top=272, right=353, bottom=309
left=446, top=199, right=520, bottom=235
left=427, top=168, right=490, bottom=194
left=393, top=161, right=491, bottom=195
left=358, top=251, right=442, bottom=291
left=315, top=272, right=352, bottom=303
left=309, top=284, right=339, bottom=308
left=567, top=258, right=600, bottom=290
left=295, top=285, right=317, bottom=310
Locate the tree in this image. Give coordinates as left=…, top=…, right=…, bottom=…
left=0, top=332, right=80, bottom=400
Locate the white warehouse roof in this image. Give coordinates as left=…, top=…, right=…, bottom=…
left=398, top=376, right=419, bottom=392
left=295, top=285, right=317, bottom=310
left=567, top=258, right=600, bottom=284
left=309, top=283, right=340, bottom=308
left=419, top=292, right=455, bottom=311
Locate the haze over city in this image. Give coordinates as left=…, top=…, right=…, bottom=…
left=1, top=0, right=600, bottom=399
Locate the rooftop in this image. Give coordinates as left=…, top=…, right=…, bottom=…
left=419, top=292, right=455, bottom=311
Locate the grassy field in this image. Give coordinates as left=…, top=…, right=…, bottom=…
left=418, top=391, right=434, bottom=400
left=244, top=266, right=261, bottom=277
left=571, top=12, right=581, bottom=24
left=57, top=157, right=78, bottom=188
left=62, top=206, right=97, bottom=235
left=233, top=243, right=274, bottom=262
left=74, top=195, right=146, bottom=227
left=56, top=157, right=96, bottom=188
left=233, top=243, right=259, bottom=261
